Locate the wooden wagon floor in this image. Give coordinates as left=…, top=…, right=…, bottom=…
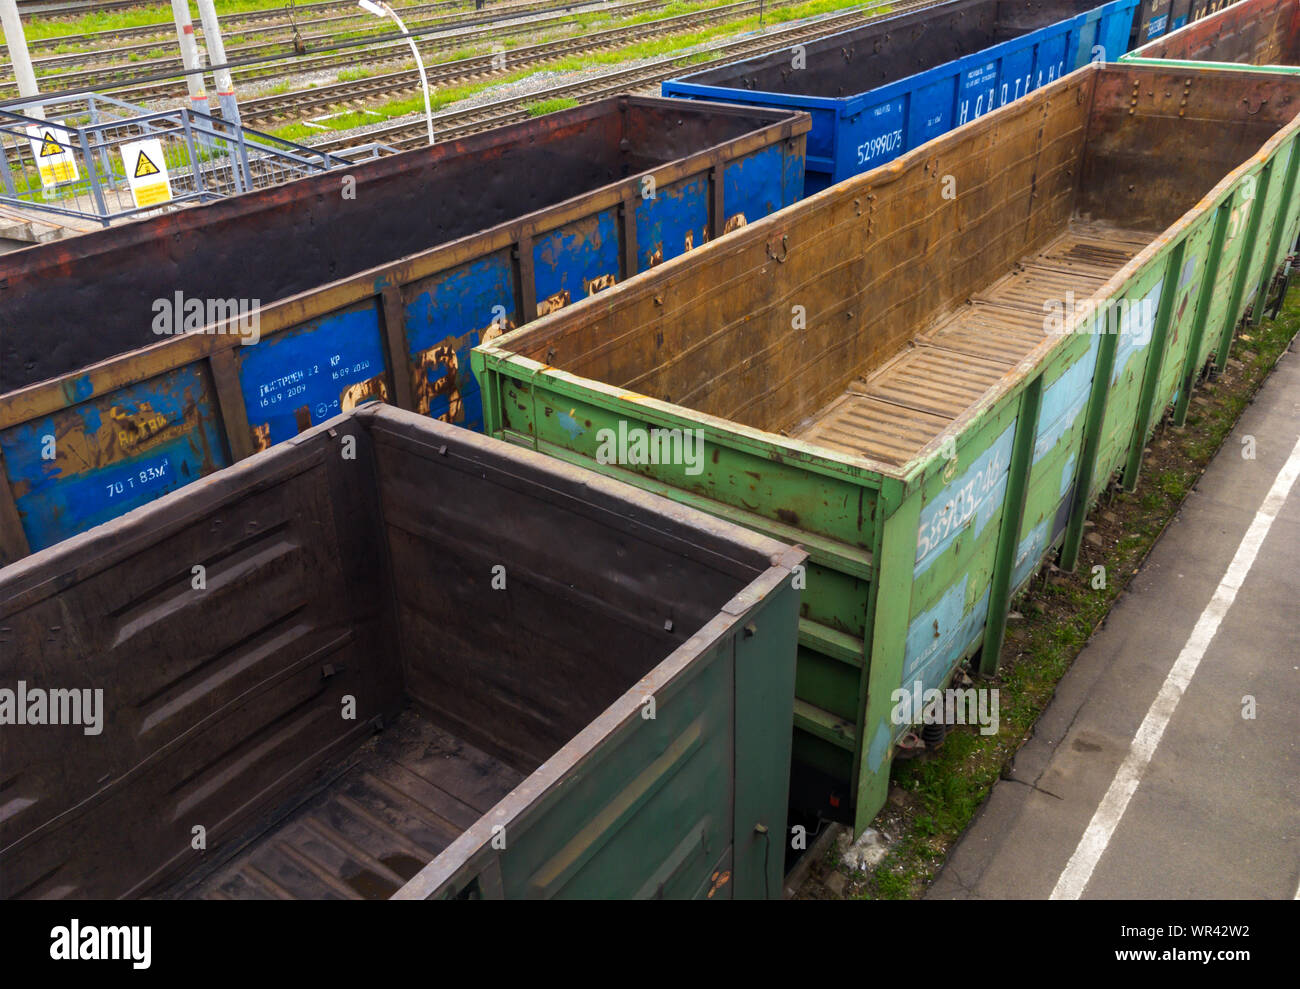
left=171, top=710, right=524, bottom=900
left=791, top=220, right=1159, bottom=467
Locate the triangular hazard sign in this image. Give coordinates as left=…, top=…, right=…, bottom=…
left=134, top=150, right=161, bottom=178
left=39, top=131, right=63, bottom=157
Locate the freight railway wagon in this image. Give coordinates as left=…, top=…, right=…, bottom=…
left=662, top=0, right=1139, bottom=194
left=473, top=61, right=1300, bottom=832
left=1124, top=0, right=1300, bottom=70
left=0, top=404, right=804, bottom=899
left=1129, top=0, right=1217, bottom=47
left=0, top=96, right=807, bottom=565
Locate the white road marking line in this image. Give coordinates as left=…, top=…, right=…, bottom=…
left=1051, top=432, right=1300, bottom=900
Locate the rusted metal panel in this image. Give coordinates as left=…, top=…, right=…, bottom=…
left=1126, top=0, right=1300, bottom=65
left=0, top=405, right=804, bottom=900
left=0, top=362, right=232, bottom=554
left=475, top=62, right=1300, bottom=831
left=664, top=0, right=1138, bottom=194
left=0, top=97, right=809, bottom=565
left=1129, top=0, right=1218, bottom=45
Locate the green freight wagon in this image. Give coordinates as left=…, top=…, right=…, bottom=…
left=473, top=61, right=1300, bottom=832
left=0, top=405, right=804, bottom=899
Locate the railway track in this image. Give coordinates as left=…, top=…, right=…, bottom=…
left=314, top=0, right=942, bottom=154
left=0, top=2, right=646, bottom=107
left=236, top=0, right=794, bottom=125
left=9, top=0, right=430, bottom=24
left=2, top=0, right=611, bottom=93
left=5, top=0, right=482, bottom=70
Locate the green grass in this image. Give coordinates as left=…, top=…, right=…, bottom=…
left=16, top=0, right=459, bottom=43
left=525, top=96, right=578, bottom=116
left=262, top=0, right=873, bottom=142
left=336, top=67, right=381, bottom=82
left=844, top=291, right=1300, bottom=900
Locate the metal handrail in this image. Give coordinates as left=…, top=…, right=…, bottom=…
left=0, top=90, right=389, bottom=227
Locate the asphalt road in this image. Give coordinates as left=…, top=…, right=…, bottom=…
left=928, top=340, right=1300, bottom=900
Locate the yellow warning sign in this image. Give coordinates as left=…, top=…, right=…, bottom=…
left=121, top=139, right=173, bottom=209
left=134, top=150, right=161, bottom=179
left=26, top=123, right=80, bottom=187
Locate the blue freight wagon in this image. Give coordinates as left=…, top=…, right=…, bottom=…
left=1130, top=0, right=1216, bottom=48
left=0, top=96, right=808, bottom=566
left=663, top=0, right=1139, bottom=195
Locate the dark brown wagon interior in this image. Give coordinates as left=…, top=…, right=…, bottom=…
left=0, top=407, right=777, bottom=899
left=500, top=64, right=1300, bottom=469
left=678, top=0, right=1111, bottom=98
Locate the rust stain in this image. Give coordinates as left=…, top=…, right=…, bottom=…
left=706, top=869, right=731, bottom=898
left=583, top=273, right=618, bottom=296
left=251, top=422, right=272, bottom=453
left=340, top=373, right=389, bottom=413
left=722, top=213, right=748, bottom=235
left=537, top=290, right=571, bottom=317
left=410, top=342, right=462, bottom=422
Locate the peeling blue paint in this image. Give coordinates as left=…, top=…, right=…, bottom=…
left=723, top=145, right=788, bottom=227
left=635, top=175, right=708, bottom=271
left=556, top=410, right=584, bottom=441
left=1035, top=332, right=1101, bottom=464
left=1012, top=518, right=1051, bottom=590
left=900, top=578, right=991, bottom=737
left=1060, top=452, right=1077, bottom=499
left=914, top=422, right=1017, bottom=578
left=1111, top=279, right=1164, bottom=384
left=405, top=253, right=517, bottom=431
left=532, top=211, right=620, bottom=310
left=1, top=364, right=229, bottom=551
left=237, top=303, right=388, bottom=448
left=868, top=719, right=892, bottom=771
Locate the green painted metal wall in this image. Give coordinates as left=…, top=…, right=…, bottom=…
left=475, top=65, right=1300, bottom=835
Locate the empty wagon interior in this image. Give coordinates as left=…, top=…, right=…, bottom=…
left=677, top=0, right=1105, bottom=98
left=500, top=64, right=1300, bottom=471
left=0, top=98, right=789, bottom=394
left=0, top=408, right=772, bottom=899
left=1131, top=0, right=1300, bottom=65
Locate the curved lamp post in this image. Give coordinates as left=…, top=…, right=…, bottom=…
left=358, top=0, right=434, bottom=145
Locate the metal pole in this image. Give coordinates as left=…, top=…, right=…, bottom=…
left=0, top=0, right=43, bottom=119
left=77, top=127, right=110, bottom=223
left=195, top=0, right=242, bottom=192
left=359, top=1, right=433, bottom=145
left=170, top=0, right=211, bottom=117
left=194, top=0, right=240, bottom=127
